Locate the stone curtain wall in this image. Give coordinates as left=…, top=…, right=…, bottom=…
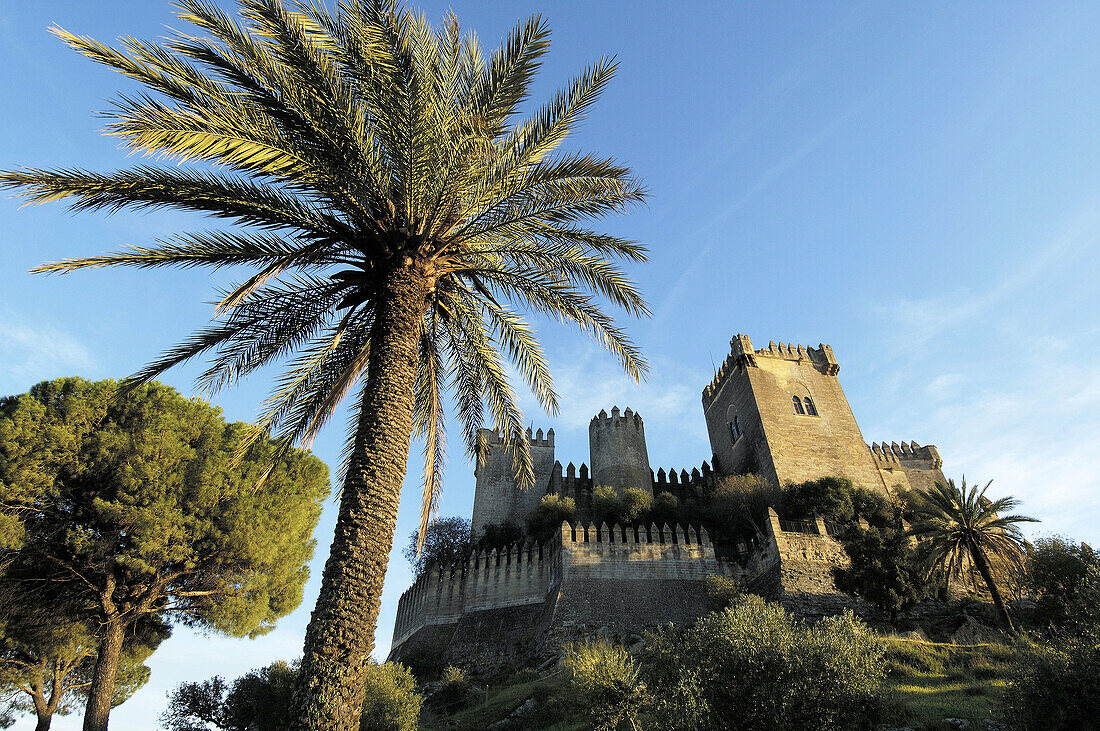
left=390, top=538, right=563, bottom=651
left=555, top=521, right=723, bottom=629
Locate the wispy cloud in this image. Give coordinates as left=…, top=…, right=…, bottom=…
left=0, top=310, right=96, bottom=394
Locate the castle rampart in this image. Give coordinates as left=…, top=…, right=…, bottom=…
left=394, top=332, right=952, bottom=672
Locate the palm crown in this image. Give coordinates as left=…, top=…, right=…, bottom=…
left=2, top=0, right=648, bottom=538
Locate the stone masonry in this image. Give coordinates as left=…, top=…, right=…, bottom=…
left=388, top=334, right=950, bottom=669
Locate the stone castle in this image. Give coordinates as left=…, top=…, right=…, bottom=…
left=388, top=334, right=947, bottom=668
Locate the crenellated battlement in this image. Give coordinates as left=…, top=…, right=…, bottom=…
left=868, top=440, right=942, bottom=469
left=652, top=460, right=715, bottom=502
left=391, top=535, right=564, bottom=648
left=703, top=334, right=840, bottom=405
left=479, top=426, right=555, bottom=448
left=590, top=405, right=644, bottom=430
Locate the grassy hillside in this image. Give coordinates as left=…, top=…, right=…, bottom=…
left=420, top=639, right=1019, bottom=730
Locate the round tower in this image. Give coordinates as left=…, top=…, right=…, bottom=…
left=589, top=406, right=652, bottom=495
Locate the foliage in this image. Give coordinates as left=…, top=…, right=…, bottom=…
left=909, top=478, right=1037, bottom=633
left=162, top=660, right=297, bottom=731
left=360, top=662, right=422, bottom=731
left=642, top=595, right=885, bottom=730
left=694, top=473, right=771, bottom=541
left=428, top=666, right=476, bottom=714
left=563, top=641, right=646, bottom=731
left=834, top=525, right=927, bottom=621
left=403, top=518, right=473, bottom=579
left=1023, top=536, right=1100, bottom=636
left=0, top=377, right=329, bottom=728
left=619, top=488, right=652, bottom=525
left=1002, top=638, right=1100, bottom=731
left=702, top=575, right=742, bottom=610
left=1, top=0, right=649, bottom=724
left=526, top=495, right=576, bottom=542
left=651, top=492, right=679, bottom=523
left=478, top=520, right=527, bottom=550
left=591, top=486, right=621, bottom=526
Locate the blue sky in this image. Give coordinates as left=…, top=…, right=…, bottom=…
left=3, top=1, right=1100, bottom=728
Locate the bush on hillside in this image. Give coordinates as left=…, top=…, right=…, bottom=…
left=360, top=662, right=422, bottom=731
left=563, top=641, right=647, bottom=731
left=1024, top=536, right=1100, bottom=636
left=428, top=666, right=476, bottom=714
left=1002, top=638, right=1100, bottom=731
left=642, top=595, right=886, bottom=730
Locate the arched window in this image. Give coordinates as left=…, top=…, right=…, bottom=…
left=792, top=396, right=805, bottom=415
left=804, top=397, right=818, bottom=416
left=728, top=415, right=742, bottom=443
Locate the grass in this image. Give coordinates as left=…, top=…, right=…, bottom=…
left=881, top=637, right=1018, bottom=729
left=420, top=639, right=1020, bottom=730
left=419, top=672, right=588, bottom=731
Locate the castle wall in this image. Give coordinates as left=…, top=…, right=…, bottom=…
left=471, top=428, right=556, bottom=536
left=870, top=441, right=946, bottom=495
left=589, top=407, right=653, bottom=495
left=390, top=540, right=561, bottom=652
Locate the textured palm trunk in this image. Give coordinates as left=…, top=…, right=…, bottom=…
left=972, top=546, right=1014, bottom=634
left=291, top=264, right=429, bottom=731
left=82, top=619, right=124, bottom=731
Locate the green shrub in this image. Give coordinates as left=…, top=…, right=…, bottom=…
left=429, top=666, right=476, bottom=713
left=643, top=595, right=885, bottom=730
left=359, top=662, right=422, bottom=731
left=1002, top=639, right=1100, bottom=730
left=563, top=641, right=647, bottom=731
left=703, top=574, right=742, bottom=610
left=526, top=494, right=577, bottom=542
left=591, top=486, right=622, bottom=526
left=478, top=520, right=526, bottom=550
left=652, top=492, right=680, bottom=523
left=1024, top=536, right=1100, bottom=636
left=620, top=488, right=653, bottom=524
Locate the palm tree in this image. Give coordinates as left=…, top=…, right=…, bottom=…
left=908, top=478, right=1037, bottom=634
left=0, top=2, right=648, bottom=729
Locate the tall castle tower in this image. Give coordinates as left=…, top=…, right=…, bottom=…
left=589, top=407, right=653, bottom=495
left=470, top=428, right=556, bottom=536
left=701, top=334, right=886, bottom=494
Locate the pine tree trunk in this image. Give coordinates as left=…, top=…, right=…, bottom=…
left=291, top=264, right=430, bottom=731
left=82, top=619, right=125, bottom=731
left=35, top=713, right=53, bottom=731
left=971, top=545, right=1015, bottom=635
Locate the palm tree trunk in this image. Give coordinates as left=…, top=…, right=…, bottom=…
left=971, top=545, right=1015, bottom=635
left=291, top=264, right=430, bottom=731
left=82, top=619, right=124, bottom=731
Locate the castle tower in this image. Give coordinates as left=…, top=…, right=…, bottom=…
left=470, top=427, right=556, bottom=537
left=701, top=335, right=886, bottom=495
left=589, top=407, right=652, bottom=496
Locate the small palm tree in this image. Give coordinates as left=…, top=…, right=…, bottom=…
left=908, top=478, right=1037, bottom=634
left=0, top=1, right=648, bottom=729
